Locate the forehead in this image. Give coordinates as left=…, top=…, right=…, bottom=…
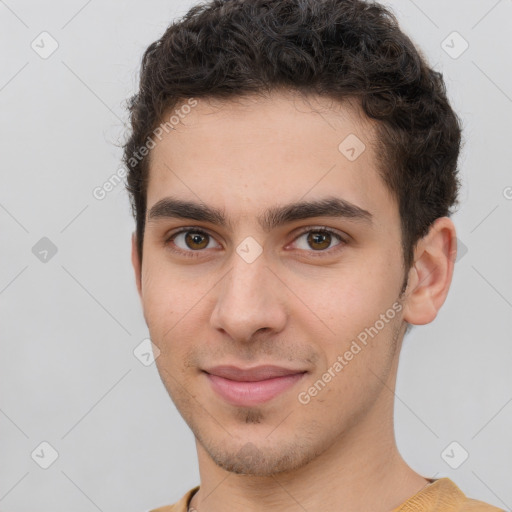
left=146, top=91, right=397, bottom=229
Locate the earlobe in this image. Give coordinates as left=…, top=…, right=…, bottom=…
left=401, top=217, right=457, bottom=326
left=131, top=232, right=142, bottom=298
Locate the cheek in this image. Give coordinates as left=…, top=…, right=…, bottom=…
left=298, top=264, right=402, bottom=365
left=329, top=252, right=402, bottom=319
left=140, top=257, right=189, bottom=327
left=140, top=261, right=210, bottom=366
left=297, top=269, right=376, bottom=335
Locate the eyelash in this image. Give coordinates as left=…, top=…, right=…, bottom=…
left=164, top=226, right=347, bottom=259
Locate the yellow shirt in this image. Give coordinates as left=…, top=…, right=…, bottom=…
left=148, top=478, right=504, bottom=511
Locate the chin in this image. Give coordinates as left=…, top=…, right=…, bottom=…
left=203, top=436, right=321, bottom=476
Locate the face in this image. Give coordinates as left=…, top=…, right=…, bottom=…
left=134, top=91, right=410, bottom=476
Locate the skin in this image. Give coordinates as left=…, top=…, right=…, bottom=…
left=131, top=90, right=457, bottom=512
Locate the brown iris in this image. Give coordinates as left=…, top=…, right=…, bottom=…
left=307, top=231, right=332, bottom=250
left=185, top=232, right=209, bottom=250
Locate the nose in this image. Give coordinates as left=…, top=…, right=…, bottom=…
left=209, top=251, right=287, bottom=343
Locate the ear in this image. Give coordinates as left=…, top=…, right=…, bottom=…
left=401, top=217, right=457, bottom=326
left=131, top=232, right=142, bottom=298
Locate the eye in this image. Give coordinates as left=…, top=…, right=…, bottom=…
left=166, top=228, right=221, bottom=257
left=291, top=228, right=346, bottom=253
left=164, top=226, right=347, bottom=259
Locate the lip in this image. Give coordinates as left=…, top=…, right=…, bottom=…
left=203, top=365, right=307, bottom=406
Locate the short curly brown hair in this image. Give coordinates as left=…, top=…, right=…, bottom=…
left=123, top=0, right=462, bottom=294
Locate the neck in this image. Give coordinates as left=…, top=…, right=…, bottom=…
left=189, top=337, right=428, bottom=512
left=189, top=393, right=428, bottom=512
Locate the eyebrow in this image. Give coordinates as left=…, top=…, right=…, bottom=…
left=147, top=196, right=373, bottom=232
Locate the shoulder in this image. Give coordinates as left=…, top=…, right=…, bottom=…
left=447, top=478, right=504, bottom=511
left=392, top=478, right=504, bottom=512
left=458, top=496, right=505, bottom=511
left=147, top=486, right=199, bottom=512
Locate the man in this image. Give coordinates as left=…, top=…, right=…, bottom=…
left=123, top=0, right=502, bottom=510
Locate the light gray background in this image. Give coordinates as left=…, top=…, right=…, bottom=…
left=1, top=0, right=511, bottom=511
